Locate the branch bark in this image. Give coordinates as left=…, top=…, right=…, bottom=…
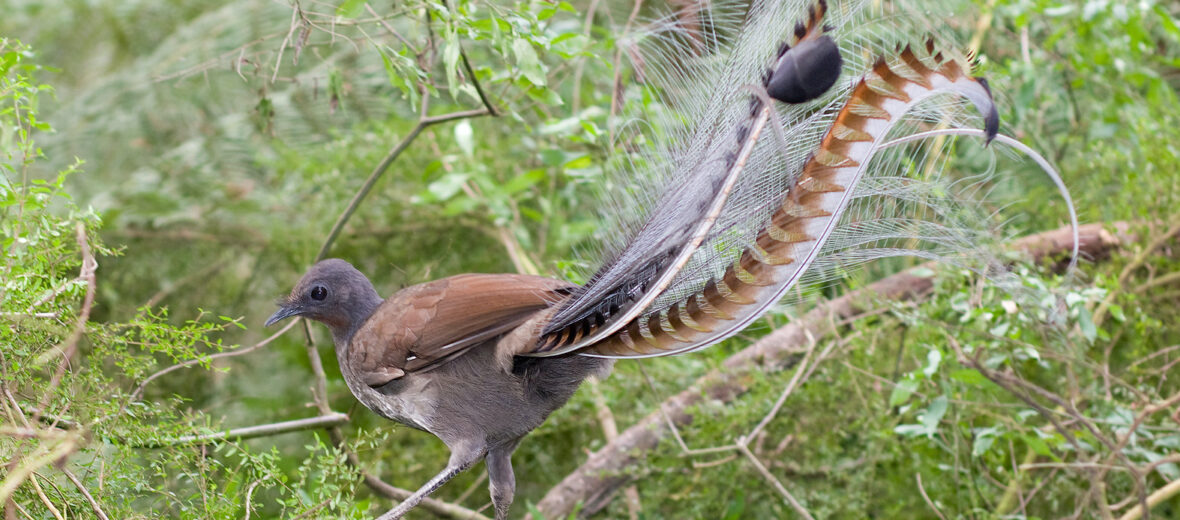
left=531, top=222, right=1126, bottom=518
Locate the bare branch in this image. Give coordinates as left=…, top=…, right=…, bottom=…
left=1116, top=478, right=1180, bottom=520
left=916, top=473, right=949, bottom=520
left=61, top=468, right=109, bottom=520
left=134, top=413, right=350, bottom=448
left=360, top=471, right=491, bottom=520
left=314, top=104, right=490, bottom=262
left=34, top=223, right=98, bottom=424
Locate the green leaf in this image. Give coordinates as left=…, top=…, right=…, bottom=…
left=1156, top=6, right=1180, bottom=39
left=335, top=0, right=367, bottom=19
left=502, top=170, right=546, bottom=194
left=1107, top=303, right=1125, bottom=322
left=973, top=427, right=1000, bottom=457
left=540, top=149, right=566, bottom=166
left=949, top=369, right=989, bottom=387
left=919, top=395, right=949, bottom=435
left=512, top=39, right=546, bottom=86
left=444, top=32, right=461, bottom=101
left=1076, top=305, right=1097, bottom=343
left=525, top=85, right=563, bottom=106
left=889, top=378, right=919, bottom=407
left=564, top=155, right=592, bottom=169
left=922, top=349, right=942, bottom=378
left=426, top=173, right=469, bottom=201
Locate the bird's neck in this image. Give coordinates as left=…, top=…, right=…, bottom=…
left=331, top=290, right=383, bottom=348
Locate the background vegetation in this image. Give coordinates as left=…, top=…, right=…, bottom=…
left=1, top=0, right=1178, bottom=518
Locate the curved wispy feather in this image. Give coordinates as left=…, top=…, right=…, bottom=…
left=521, top=0, right=1077, bottom=358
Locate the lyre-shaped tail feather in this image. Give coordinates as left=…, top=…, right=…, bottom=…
left=531, top=0, right=839, bottom=357
left=585, top=46, right=998, bottom=358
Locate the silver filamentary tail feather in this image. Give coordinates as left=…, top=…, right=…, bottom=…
left=518, top=0, right=1076, bottom=359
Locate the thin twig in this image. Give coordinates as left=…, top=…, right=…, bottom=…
left=27, top=474, right=63, bottom=520
left=134, top=413, right=350, bottom=448
left=587, top=377, right=640, bottom=519
left=33, top=223, right=97, bottom=426
left=916, top=473, right=948, bottom=520
left=61, top=468, right=109, bottom=520
left=360, top=470, right=491, bottom=520
left=0, top=312, right=58, bottom=319
left=130, top=319, right=300, bottom=402
left=735, top=443, right=814, bottom=520
left=289, top=498, right=332, bottom=520
left=459, top=47, right=496, bottom=116
left=742, top=334, right=819, bottom=446
left=243, top=479, right=263, bottom=520
left=1094, top=218, right=1180, bottom=326
left=313, top=105, right=490, bottom=262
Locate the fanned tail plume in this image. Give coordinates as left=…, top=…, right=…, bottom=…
left=517, top=0, right=1076, bottom=359
left=589, top=45, right=999, bottom=357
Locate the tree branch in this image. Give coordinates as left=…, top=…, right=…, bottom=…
left=61, top=467, right=110, bottom=520
left=314, top=101, right=490, bottom=262
left=135, top=413, right=350, bottom=448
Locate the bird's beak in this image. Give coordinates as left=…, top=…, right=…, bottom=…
left=265, top=305, right=301, bottom=327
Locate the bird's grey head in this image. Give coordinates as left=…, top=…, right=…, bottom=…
left=265, top=259, right=382, bottom=340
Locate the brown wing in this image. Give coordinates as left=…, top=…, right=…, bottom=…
left=348, top=273, right=573, bottom=387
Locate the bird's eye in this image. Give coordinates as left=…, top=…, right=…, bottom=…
left=310, top=285, right=328, bottom=301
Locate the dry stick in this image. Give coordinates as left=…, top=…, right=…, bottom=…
left=1093, top=217, right=1180, bottom=327
left=289, top=498, right=332, bottom=520
left=243, top=479, right=262, bottom=520
left=26, top=475, right=62, bottom=520
left=1, top=224, right=95, bottom=511
left=132, top=413, right=350, bottom=448
left=531, top=223, right=1123, bottom=519
left=736, top=442, right=815, bottom=520
left=916, top=473, right=949, bottom=520
left=569, top=0, right=601, bottom=114
left=61, top=468, right=109, bottom=520
left=359, top=471, right=490, bottom=520
left=452, top=472, right=488, bottom=506
left=606, top=0, right=644, bottom=144
left=586, top=377, right=641, bottom=520
left=737, top=334, right=842, bottom=519
left=1116, top=478, right=1180, bottom=520
left=33, top=223, right=97, bottom=426
left=9, top=497, right=34, bottom=520
left=1133, top=270, right=1180, bottom=294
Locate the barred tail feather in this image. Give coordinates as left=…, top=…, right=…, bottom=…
left=586, top=46, right=1004, bottom=358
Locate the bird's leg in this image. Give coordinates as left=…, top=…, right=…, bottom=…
left=485, top=439, right=522, bottom=520
left=376, top=442, right=486, bottom=520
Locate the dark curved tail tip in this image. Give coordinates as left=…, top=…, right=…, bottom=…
left=767, top=35, right=842, bottom=104
left=975, top=77, right=1000, bottom=144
